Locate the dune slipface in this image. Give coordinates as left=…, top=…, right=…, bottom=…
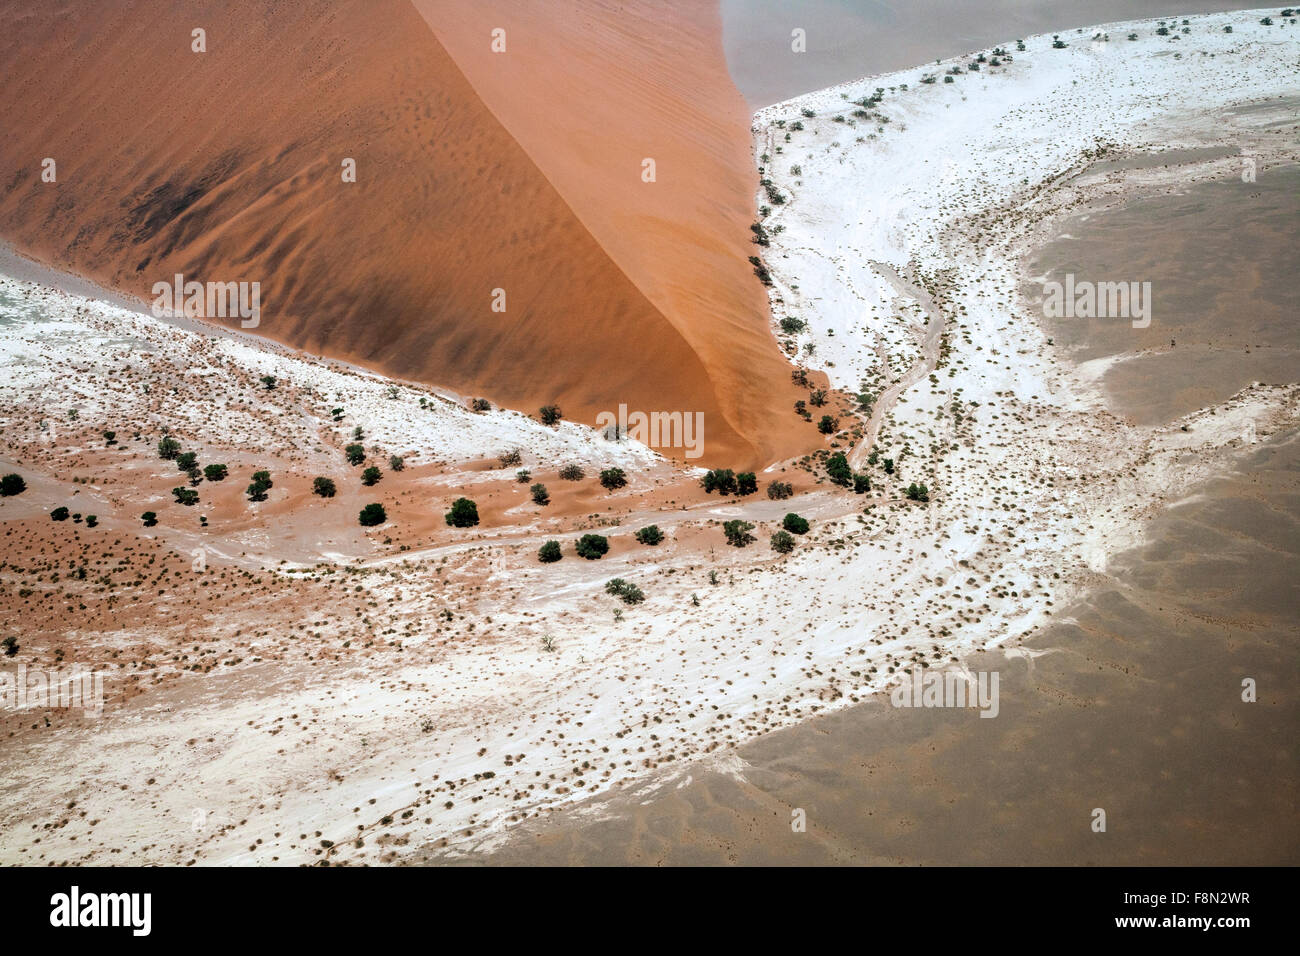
left=0, top=0, right=803, bottom=466
left=416, top=0, right=812, bottom=467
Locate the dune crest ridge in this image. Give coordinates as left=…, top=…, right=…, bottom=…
left=0, top=0, right=808, bottom=466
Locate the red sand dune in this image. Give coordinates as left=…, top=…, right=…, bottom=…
left=0, top=0, right=813, bottom=467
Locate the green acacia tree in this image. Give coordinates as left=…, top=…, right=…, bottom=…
left=771, top=530, right=796, bottom=554
left=445, top=498, right=479, bottom=528
left=826, top=452, right=853, bottom=487
left=576, top=534, right=609, bottom=559
left=782, top=513, right=809, bottom=534
left=634, top=525, right=664, bottom=545
left=723, top=520, right=755, bottom=547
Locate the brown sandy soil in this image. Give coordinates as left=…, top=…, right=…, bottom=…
left=1029, top=163, right=1300, bottom=426
left=0, top=0, right=814, bottom=467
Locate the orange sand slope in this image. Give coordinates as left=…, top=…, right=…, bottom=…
left=0, top=0, right=812, bottom=467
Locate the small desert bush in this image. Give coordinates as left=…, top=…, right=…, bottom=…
left=723, top=520, right=755, bottom=547
left=634, top=525, right=664, bottom=546
left=770, top=530, right=796, bottom=554
left=445, top=498, right=479, bottom=527
left=782, top=513, right=809, bottom=535
left=767, top=481, right=793, bottom=500
left=576, top=534, right=609, bottom=559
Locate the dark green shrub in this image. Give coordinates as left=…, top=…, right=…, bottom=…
left=0, top=473, right=26, bottom=496
left=359, top=503, right=387, bottom=527
left=51, top=506, right=69, bottom=521
left=770, top=530, right=796, bottom=554
left=157, top=436, right=181, bottom=460
left=345, top=443, right=366, bottom=465
left=723, top=520, right=755, bottom=547
left=576, top=534, right=609, bottom=559
left=767, top=481, right=793, bottom=500
left=538, top=540, right=563, bottom=563
left=445, top=498, right=479, bottom=527
left=172, top=487, right=199, bottom=506
left=782, top=513, right=809, bottom=535
left=361, top=466, right=382, bottom=486
left=701, top=469, right=737, bottom=495
left=559, top=464, right=584, bottom=481
left=634, top=525, right=664, bottom=546
left=141, top=511, right=158, bottom=527
left=313, top=477, right=337, bottom=498
left=599, top=468, right=627, bottom=490
left=203, top=464, right=228, bottom=481
left=736, top=472, right=758, bottom=496
left=826, top=452, right=853, bottom=487
left=530, top=483, right=550, bottom=505
left=246, top=470, right=273, bottom=502
left=606, top=578, right=645, bottom=604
